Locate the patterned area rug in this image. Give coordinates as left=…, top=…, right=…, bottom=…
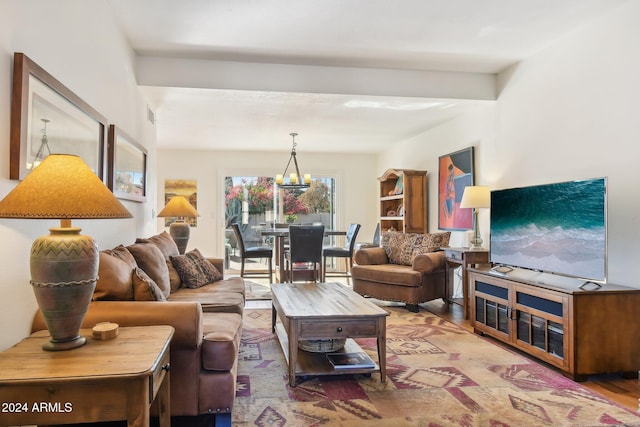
left=233, top=307, right=640, bottom=426
left=244, top=280, right=272, bottom=300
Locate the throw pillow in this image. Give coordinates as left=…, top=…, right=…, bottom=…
left=412, top=231, right=452, bottom=257
left=381, top=231, right=419, bottom=265
left=171, top=248, right=223, bottom=289
left=93, top=250, right=135, bottom=301
left=132, top=267, right=166, bottom=301
left=136, top=231, right=182, bottom=292
left=126, top=242, right=171, bottom=299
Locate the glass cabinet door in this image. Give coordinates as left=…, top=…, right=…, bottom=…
left=515, top=289, right=565, bottom=362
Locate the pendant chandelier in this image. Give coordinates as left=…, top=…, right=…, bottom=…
left=275, top=133, right=311, bottom=189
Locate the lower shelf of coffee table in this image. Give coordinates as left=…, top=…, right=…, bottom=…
left=274, top=322, right=380, bottom=377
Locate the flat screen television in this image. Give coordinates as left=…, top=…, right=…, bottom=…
left=490, top=177, right=607, bottom=282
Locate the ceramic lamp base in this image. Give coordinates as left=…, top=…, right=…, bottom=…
left=169, top=220, right=191, bottom=254
left=30, top=227, right=98, bottom=351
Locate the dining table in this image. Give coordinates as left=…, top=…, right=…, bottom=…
left=260, top=227, right=346, bottom=282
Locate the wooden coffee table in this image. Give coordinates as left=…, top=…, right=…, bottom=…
left=271, top=281, right=389, bottom=386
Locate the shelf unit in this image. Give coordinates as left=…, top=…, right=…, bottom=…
left=469, top=266, right=640, bottom=381
left=378, top=168, right=427, bottom=233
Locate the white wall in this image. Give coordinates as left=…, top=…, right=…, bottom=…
left=156, top=149, right=378, bottom=257
left=0, top=0, right=156, bottom=350
left=380, top=1, right=640, bottom=288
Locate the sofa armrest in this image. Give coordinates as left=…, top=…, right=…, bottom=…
left=354, top=247, right=389, bottom=265
left=206, top=257, right=224, bottom=275
left=412, top=251, right=446, bottom=273
left=31, top=301, right=203, bottom=350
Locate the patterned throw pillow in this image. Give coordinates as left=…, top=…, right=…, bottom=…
left=382, top=231, right=452, bottom=265
left=412, top=232, right=451, bottom=258
left=170, top=249, right=223, bottom=289
left=381, top=231, right=419, bottom=265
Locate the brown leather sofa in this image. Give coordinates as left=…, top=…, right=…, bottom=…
left=351, top=231, right=450, bottom=312
left=31, top=232, right=243, bottom=427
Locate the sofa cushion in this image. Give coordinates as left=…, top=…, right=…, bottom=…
left=170, top=249, right=223, bottom=289
left=132, top=267, right=166, bottom=301
left=201, top=312, right=242, bottom=371
left=202, top=276, right=245, bottom=297
left=94, top=249, right=135, bottom=301
left=137, top=231, right=182, bottom=292
left=352, top=263, right=423, bottom=286
left=127, top=242, right=171, bottom=299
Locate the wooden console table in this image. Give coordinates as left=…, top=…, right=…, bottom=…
left=442, top=247, right=489, bottom=319
left=0, top=325, right=173, bottom=427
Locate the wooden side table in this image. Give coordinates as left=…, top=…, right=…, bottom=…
left=443, top=247, right=489, bottom=319
left=0, top=325, right=173, bottom=427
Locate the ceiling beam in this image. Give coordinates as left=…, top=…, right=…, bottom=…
left=136, top=56, right=496, bottom=100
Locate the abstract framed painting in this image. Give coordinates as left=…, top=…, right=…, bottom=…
left=10, top=52, right=107, bottom=181
left=438, top=146, right=475, bottom=231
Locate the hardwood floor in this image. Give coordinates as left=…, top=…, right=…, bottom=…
left=421, top=299, right=640, bottom=413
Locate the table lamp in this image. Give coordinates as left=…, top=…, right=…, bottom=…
left=460, top=185, right=491, bottom=249
left=0, top=154, right=132, bottom=350
left=157, top=195, right=199, bottom=254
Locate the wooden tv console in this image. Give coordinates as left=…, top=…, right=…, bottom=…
left=468, top=266, right=640, bottom=381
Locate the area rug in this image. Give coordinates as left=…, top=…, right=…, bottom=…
left=243, top=280, right=272, bottom=300
left=233, top=307, right=640, bottom=426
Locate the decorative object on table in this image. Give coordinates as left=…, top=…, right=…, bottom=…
left=157, top=195, right=200, bottom=254
left=285, top=213, right=297, bottom=223
left=10, top=52, right=107, bottom=181
left=0, top=154, right=132, bottom=351
left=107, top=125, right=147, bottom=202
left=392, top=175, right=403, bottom=195
left=326, top=351, right=375, bottom=369
left=298, top=338, right=346, bottom=353
left=275, top=132, right=311, bottom=189
left=92, top=322, right=120, bottom=340
left=438, top=146, right=475, bottom=231
left=459, top=185, right=491, bottom=249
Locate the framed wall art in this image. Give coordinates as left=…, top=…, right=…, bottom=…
left=438, top=146, right=475, bottom=230
left=108, top=125, right=147, bottom=202
left=10, top=52, right=107, bottom=181
left=164, top=179, right=198, bottom=227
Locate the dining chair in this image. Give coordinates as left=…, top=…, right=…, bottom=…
left=231, top=223, right=273, bottom=282
left=286, top=224, right=325, bottom=282
left=322, top=223, right=361, bottom=283
left=354, top=223, right=381, bottom=251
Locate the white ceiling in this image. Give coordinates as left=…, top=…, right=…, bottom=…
left=107, top=0, right=627, bottom=153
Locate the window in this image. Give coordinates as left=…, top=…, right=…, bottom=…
left=223, top=176, right=335, bottom=270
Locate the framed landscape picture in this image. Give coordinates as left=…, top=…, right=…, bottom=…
left=438, top=146, right=475, bottom=230
left=108, top=125, right=147, bottom=202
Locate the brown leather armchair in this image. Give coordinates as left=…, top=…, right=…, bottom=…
left=352, top=246, right=447, bottom=312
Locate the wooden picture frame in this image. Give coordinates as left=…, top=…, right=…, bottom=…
left=10, top=52, right=107, bottom=181
left=438, top=146, right=475, bottom=231
left=108, top=125, right=147, bottom=202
